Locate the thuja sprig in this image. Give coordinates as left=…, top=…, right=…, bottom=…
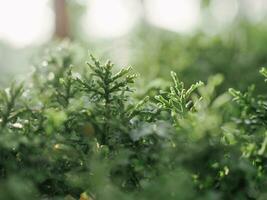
left=229, top=68, right=267, bottom=132
left=76, top=55, right=137, bottom=145
left=228, top=86, right=255, bottom=107
left=77, top=55, right=136, bottom=100
left=88, top=54, right=136, bottom=100
left=0, top=83, right=24, bottom=127
left=232, top=67, right=267, bottom=105
left=55, top=67, right=77, bottom=107
left=155, top=71, right=203, bottom=118
left=260, top=67, right=267, bottom=82
left=128, top=96, right=150, bottom=119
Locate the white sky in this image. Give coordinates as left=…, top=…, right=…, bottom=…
left=0, top=0, right=266, bottom=47
left=0, top=0, right=54, bottom=48
left=82, top=0, right=141, bottom=38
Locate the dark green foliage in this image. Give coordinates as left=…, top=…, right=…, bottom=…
left=131, top=24, right=267, bottom=94
left=1, top=47, right=267, bottom=200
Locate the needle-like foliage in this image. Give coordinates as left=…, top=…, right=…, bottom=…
left=1, top=47, right=267, bottom=200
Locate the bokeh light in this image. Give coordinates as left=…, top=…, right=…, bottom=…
left=0, top=0, right=54, bottom=48
left=144, top=0, right=201, bottom=33
left=82, top=0, right=140, bottom=38
left=209, top=0, right=239, bottom=25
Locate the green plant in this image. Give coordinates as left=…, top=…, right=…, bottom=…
left=1, top=48, right=267, bottom=200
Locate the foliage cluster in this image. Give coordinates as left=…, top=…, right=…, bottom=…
left=131, top=24, right=267, bottom=93
left=1, top=46, right=267, bottom=200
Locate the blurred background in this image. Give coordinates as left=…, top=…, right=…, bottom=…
left=1, top=0, right=267, bottom=92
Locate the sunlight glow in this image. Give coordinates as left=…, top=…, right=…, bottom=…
left=82, top=0, right=140, bottom=38
left=209, top=0, right=239, bottom=24
left=145, top=0, right=201, bottom=33
left=0, top=0, right=54, bottom=48
left=244, top=0, right=267, bottom=22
